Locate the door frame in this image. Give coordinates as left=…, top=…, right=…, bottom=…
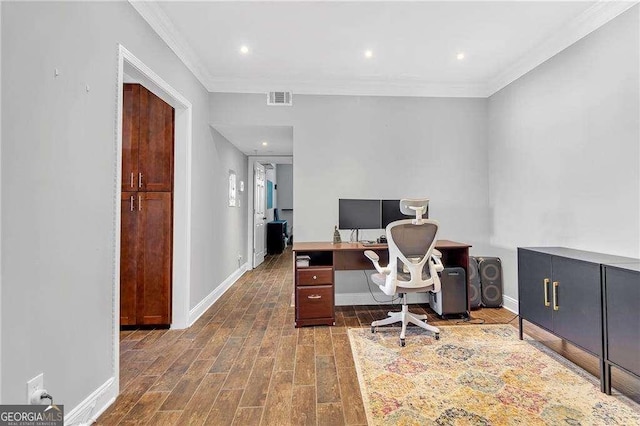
left=246, top=156, right=292, bottom=269
left=114, top=45, right=193, bottom=392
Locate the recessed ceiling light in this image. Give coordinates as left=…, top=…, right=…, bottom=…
left=364, top=50, right=373, bottom=59
left=262, top=141, right=268, bottom=146
left=457, top=52, right=465, bottom=60
left=240, top=45, right=249, bottom=55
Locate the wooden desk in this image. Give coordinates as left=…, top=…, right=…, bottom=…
left=292, top=240, right=472, bottom=327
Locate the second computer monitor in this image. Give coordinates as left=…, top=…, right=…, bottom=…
left=382, top=199, right=427, bottom=227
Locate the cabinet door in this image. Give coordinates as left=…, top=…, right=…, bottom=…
left=605, top=267, right=640, bottom=376
left=518, top=249, right=553, bottom=331
left=137, top=192, right=172, bottom=325
left=120, top=192, right=138, bottom=325
left=552, top=256, right=602, bottom=356
left=122, top=84, right=140, bottom=192
left=138, top=87, right=174, bottom=192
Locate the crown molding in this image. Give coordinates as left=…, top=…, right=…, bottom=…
left=131, top=0, right=637, bottom=99
left=487, top=0, right=639, bottom=96
left=128, top=0, right=214, bottom=91
left=208, top=77, right=489, bottom=98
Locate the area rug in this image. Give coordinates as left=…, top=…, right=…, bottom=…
left=348, top=324, right=640, bottom=425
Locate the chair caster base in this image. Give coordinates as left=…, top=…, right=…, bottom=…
left=371, top=326, right=375, bottom=334
left=400, top=338, right=406, bottom=347
left=435, top=333, right=440, bottom=340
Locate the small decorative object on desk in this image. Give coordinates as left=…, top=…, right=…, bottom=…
left=333, top=225, right=342, bottom=244
left=296, top=255, right=310, bottom=268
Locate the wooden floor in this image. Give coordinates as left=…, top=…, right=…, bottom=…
left=98, top=247, right=638, bottom=425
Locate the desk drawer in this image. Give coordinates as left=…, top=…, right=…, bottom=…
left=297, top=267, right=333, bottom=286
left=297, top=285, right=333, bottom=319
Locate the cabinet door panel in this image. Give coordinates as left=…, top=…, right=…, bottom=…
left=120, top=192, right=138, bottom=325
left=605, top=267, right=640, bottom=376
left=122, top=84, right=140, bottom=192
left=518, top=249, right=553, bottom=331
left=137, top=192, right=172, bottom=325
left=552, top=257, right=602, bottom=356
left=139, top=87, right=174, bottom=192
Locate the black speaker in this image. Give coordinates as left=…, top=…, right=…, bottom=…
left=468, top=256, right=482, bottom=309
left=478, top=257, right=503, bottom=308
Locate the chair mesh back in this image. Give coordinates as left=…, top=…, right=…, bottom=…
left=389, top=222, right=437, bottom=257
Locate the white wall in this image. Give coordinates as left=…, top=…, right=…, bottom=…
left=488, top=6, right=640, bottom=300
left=211, top=94, right=489, bottom=301
left=1, top=0, right=247, bottom=412
left=211, top=94, right=489, bottom=245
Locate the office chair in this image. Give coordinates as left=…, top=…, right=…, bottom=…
left=365, top=199, right=443, bottom=346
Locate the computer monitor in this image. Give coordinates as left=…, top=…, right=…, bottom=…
left=338, top=199, right=382, bottom=230
left=381, top=199, right=427, bottom=227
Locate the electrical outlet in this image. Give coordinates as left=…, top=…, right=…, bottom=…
left=27, top=373, right=44, bottom=404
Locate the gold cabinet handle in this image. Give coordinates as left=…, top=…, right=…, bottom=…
left=130, top=195, right=134, bottom=212
left=543, top=278, right=550, bottom=306
left=139, top=172, right=143, bottom=188
left=138, top=195, right=142, bottom=211
left=130, top=172, right=134, bottom=188
left=307, top=294, right=322, bottom=299
left=553, top=281, right=559, bottom=311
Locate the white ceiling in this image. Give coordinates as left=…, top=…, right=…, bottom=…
left=213, top=125, right=293, bottom=156
left=132, top=1, right=635, bottom=97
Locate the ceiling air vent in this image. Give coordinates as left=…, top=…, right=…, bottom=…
left=267, top=91, right=293, bottom=106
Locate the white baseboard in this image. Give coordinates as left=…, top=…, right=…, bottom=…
left=65, top=377, right=117, bottom=426
left=503, top=295, right=518, bottom=314
left=188, top=262, right=249, bottom=326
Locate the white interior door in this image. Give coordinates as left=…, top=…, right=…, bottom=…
left=253, top=163, right=267, bottom=267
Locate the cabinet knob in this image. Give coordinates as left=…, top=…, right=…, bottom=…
left=313, top=275, right=317, bottom=280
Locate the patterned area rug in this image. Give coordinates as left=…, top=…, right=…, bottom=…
left=348, top=324, right=640, bottom=425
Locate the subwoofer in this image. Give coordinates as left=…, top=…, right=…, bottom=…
left=468, top=256, right=482, bottom=310
left=478, top=257, right=503, bottom=308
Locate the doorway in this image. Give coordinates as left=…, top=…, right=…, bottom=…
left=114, top=45, right=193, bottom=393
left=248, top=157, right=294, bottom=268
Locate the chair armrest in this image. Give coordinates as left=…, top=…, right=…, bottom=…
left=364, top=250, right=390, bottom=275
left=432, top=249, right=442, bottom=258
left=431, top=252, right=444, bottom=273
left=364, top=250, right=379, bottom=262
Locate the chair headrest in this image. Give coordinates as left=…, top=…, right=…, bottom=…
left=400, top=199, right=429, bottom=224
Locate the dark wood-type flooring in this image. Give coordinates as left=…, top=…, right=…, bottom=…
left=98, top=247, right=639, bottom=425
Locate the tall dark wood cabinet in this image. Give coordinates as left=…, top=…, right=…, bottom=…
left=121, top=83, right=174, bottom=327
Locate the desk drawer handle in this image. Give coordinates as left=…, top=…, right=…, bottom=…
left=307, top=294, right=322, bottom=299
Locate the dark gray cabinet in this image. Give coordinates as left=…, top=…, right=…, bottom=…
left=518, top=248, right=602, bottom=357
left=603, top=262, right=640, bottom=394
left=518, top=247, right=638, bottom=393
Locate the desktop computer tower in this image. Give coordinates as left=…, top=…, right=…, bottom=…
left=429, top=267, right=467, bottom=317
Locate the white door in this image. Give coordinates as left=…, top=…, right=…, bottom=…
left=253, top=163, right=267, bottom=267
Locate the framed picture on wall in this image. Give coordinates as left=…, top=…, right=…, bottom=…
left=228, top=170, right=237, bottom=207
left=267, top=180, right=273, bottom=209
